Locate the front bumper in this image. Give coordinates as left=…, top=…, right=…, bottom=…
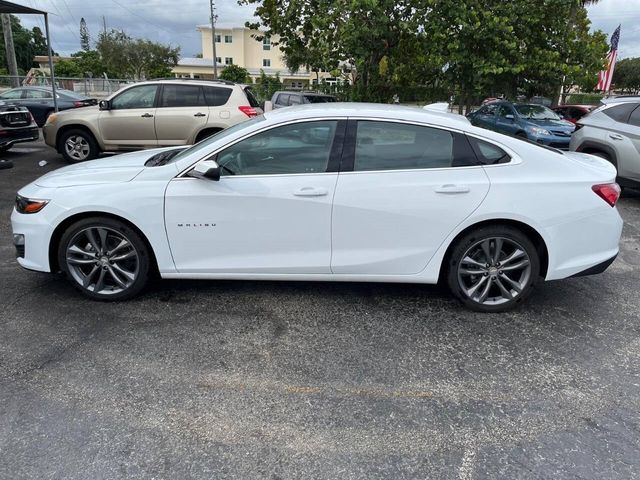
left=530, top=133, right=572, bottom=150
left=0, top=126, right=39, bottom=148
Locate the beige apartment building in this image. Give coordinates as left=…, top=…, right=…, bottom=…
left=173, top=25, right=339, bottom=88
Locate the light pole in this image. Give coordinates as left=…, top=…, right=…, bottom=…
left=210, top=0, right=218, bottom=79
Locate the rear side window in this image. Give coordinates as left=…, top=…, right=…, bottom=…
left=289, top=95, right=302, bottom=105
left=628, top=105, right=640, bottom=127
left=467, top=137, right=511, bottom=164
left=603, top=103, right=638, bottom=123
left=353, top=121, right=478, bottom=171
left=275, top=94, right=290, bottom=106
left=203, top=86, right=232, bottom=106
left=160, top=85, right=206, bottom=108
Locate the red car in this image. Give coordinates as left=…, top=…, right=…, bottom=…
left=552, top=105, right=595, bottom=124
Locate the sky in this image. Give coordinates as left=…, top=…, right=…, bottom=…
left=9, top=0, right=640, bottom=59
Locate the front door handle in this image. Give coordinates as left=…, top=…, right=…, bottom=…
left=608, top=133, right=623, bottom=141
left=194, top=112, right=206, bottom=117
left=141, top=113, right=154, bottom=118
left=293, top=187, right=328, bottom=197
left=435, top=184, right=470, bottom=194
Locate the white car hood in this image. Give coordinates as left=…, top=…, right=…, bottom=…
left=34, top=148, right=176, bottom=188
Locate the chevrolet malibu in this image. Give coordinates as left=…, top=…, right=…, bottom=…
left=12, top=104, right=623, bottom=312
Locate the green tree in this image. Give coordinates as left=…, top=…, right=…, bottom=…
left=219, top=64, right=250, bottom=83
left=96, top=29, right=179, bottom=79
left=0, top=15, right=51, bottom=73
left=613, top=57, right=640, bottom=94
left=254, top=69, right=282, bottom=102
left=80, top=17, right=90, bottom=52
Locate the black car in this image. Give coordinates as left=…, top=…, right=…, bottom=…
left=270, top=91, right=337, bottom=109
left=0, top=86, right=97, bottom=127
left=0, top=104, right=39, bottom=152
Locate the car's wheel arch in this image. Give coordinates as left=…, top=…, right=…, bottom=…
left=438, top=218, right=549, bottom=283
left=48, top=211, right=159, bottom=277
left=193, top=126, right=224, bottom=144
left=576, top=140, right=618, bottom=168
left=56, top=124, right=104, bottom=153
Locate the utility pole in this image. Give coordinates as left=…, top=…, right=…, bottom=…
left=209, top=0, right=218, bottom=79
left=1, top=14, right=20, bottom=87
left=102, top=16, right=107, bottom=36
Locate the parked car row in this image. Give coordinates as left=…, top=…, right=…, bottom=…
left=468, top=98, right=640, bottom=189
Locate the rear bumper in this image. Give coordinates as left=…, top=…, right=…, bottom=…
left=0, top=126, right=39, bottom=148
left=570, top=253, right=617, bottom=277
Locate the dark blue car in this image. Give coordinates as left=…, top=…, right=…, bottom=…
left=467, top=101, right=575, bottom=149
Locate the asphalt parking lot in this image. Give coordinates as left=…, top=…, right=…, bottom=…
left=1, top=137, right=640, bottom=479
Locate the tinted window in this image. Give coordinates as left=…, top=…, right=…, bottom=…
left=304, top=95, right=336, bottom=103
left=25, top=89, right=52, bottom=99
left=160, top=85, right=206, bottom=107
left=354, top=121, right=465, bottom=171
left=0, top=89, right=22, bottom=99
left=217, top=120, right=337, bottom=176
left=289, top=95, right=302, bottom=105
left=275, top=94, right=289, bottom=106
left=467, top=137, right=511, bottom=165
left=243, top=87, right=260, bottom=108
left=111, top=85, right=158, bottom=109
left=604, top=102, right=639, bottom=123
left=629, top=106, right=640, bottom=127
left=203, top=86, right=232, bottom=106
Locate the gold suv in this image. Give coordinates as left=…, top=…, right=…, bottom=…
left=43, top=79, right=262, bottom=162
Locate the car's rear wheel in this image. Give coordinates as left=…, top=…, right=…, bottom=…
left=60, top=129, right=99, bottom=163
left=446, top=226, right=540, bottom=312
left=58, top=217, right=150, bottom=300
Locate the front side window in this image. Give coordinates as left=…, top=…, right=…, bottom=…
left=496, top=106, right=513, bottom=118
left=216, top=120, right=338, bottom=176
left=160, top=85, right=206, bottom=108
left=111, top=85, right=158, bottom=110
left=26, top=89, right=52, bottom=99
left=514, top=105, right=561, bottom=120
left=225, top=35, right=232, bottom=43
left=479, top=105, right=497, bottom=116
left=354, top=121, right=472, bottom=171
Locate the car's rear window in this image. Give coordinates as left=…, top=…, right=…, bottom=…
left=304, top=95, right=337, bottom=103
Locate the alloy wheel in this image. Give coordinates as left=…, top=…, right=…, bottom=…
left=64, top=135, right=91, bottom=161
left=65, top=226, right=140, bottom=295
left=457, top=237, right=532, bottom=306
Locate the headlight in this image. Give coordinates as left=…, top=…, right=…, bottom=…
left=526, top=126, right=551, bottom=136
left=15, top=194, right=49, bottom=214
left=45, top=113, right=57, bottom=125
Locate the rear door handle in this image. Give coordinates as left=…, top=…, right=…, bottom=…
left=435, top=184, right=470, bottom=194
left=194, top=112, right=206, bottom=117
left=141, top=113, right=154, bottom=118
left=293, top=187, right=328, bottom=197
left=608, top=133, right=623, bottom=141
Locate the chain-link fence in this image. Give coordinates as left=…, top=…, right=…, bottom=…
left=0, top=75, right=135, bottom=98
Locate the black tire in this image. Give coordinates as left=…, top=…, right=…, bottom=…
left=57, top=217, right=151, bottom=301
left=445, top=226, right=541, bottom=313
left=59, top=128, right=100, bottom=163
left=195, top=128, right=222, bottom=143
left=0, top=145, right=11, bottom=153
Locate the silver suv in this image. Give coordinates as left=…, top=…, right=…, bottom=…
left=570, top=98, right=640, bottom=188
left=43, top=79, right=262, bottom=162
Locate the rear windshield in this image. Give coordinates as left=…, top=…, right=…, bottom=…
left=244, top=87, right=260, bottom=108
left=304, top=95, right=337, bottom=103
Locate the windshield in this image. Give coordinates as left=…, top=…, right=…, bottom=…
left=514, top=105, right=561, bottom=120
left=163, top=115, right=267, bottom=165
left=304, top=95, right=337, bottom=103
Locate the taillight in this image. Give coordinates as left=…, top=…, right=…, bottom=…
left=592, top=183, right=621, bottom=207
left=238, top=105, right=257, bottom=117
left=73, top=101, right=84, bottom=107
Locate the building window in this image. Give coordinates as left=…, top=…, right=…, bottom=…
left=216, top=57, right=222, bottom=64
left=262, top=59, right=271, bottom=67
left=225, top=57, right=233, bottom=65
left=225, top=35, right=232, bottom=43
left=263, top=37, right=271, bottom=50
left=215, top=34, right=221, bottom=43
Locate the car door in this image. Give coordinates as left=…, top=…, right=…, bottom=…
left=164, top=119, right=346, bottom=273
left=617, top=104, right=640, bottom=182
left=331, top=120, right=490, bottom=275
left=494, top=105, right=519, bottom=136
left=98, top=84, right=158, bottom=149
left=23, top=89, right=53, bottom=125
left=154, top=84, right=209, bottom=146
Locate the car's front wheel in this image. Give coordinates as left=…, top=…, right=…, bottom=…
left=60, top=129, right=99, bottom=163
left=446, top=226, right=541, bottom=312
left=58, top=217, right=150, bottom=300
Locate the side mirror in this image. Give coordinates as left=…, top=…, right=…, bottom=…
left=99, top=100, right=111, bottom=111
left=188, top=159, right=221, bottom=181
left=505, top=114, right=515, bottom=120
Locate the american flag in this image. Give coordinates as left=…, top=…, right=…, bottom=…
left=596, top=25, right=621, bottom=92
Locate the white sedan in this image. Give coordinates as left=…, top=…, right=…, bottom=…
left=12, top=104, right=623, bottom=312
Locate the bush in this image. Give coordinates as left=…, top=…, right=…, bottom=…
left=219, top=64, right=250, bottom=83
